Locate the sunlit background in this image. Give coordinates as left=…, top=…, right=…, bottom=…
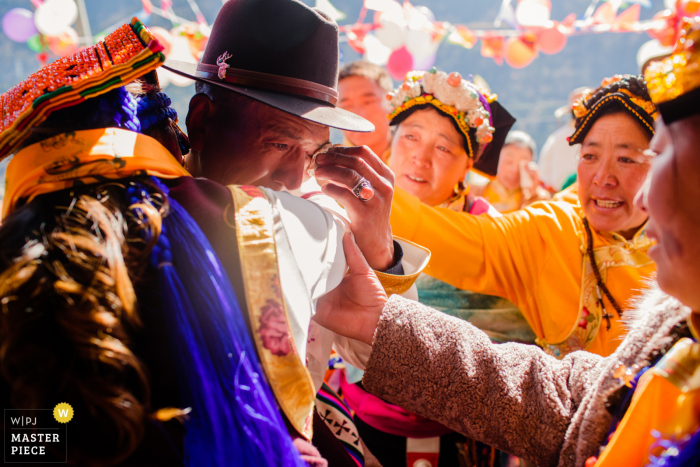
left=0, top=0, right=678, bottom=151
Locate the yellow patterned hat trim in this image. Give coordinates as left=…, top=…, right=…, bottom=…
left=0, top=18, right=165, bottom=160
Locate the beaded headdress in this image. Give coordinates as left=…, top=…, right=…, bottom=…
left=0, top=18, right=165, bottom=160
left=568, top=74, right=657, bottom=146
left=387, top=68, right=515, bottom=177
left=645, top=18, right=700, bottom=124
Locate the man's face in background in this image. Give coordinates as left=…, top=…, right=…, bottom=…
left=338, top=75, right=391, bottom=154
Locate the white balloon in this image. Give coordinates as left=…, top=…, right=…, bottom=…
left=35, top=0, right=78, bottom=37
left=406, top=7, right=429, bottom=30
left=664, top=0, right=676, bottom=10
left=380, top=1, right=405, bottom=25
left=405, top=29, right=434, bottom=57
left=167, top=35, right=197, bottom=87
left=413, top=5, right=435, bottom=22
left=363, top=33, right=392, bottom=65
left=515, top=0, right=550, bottom=27
left=375, top=20, right=406, bottom=50
left=364, top=0, right=397, bottom=12
left=413, top=51, right=436, bottom=70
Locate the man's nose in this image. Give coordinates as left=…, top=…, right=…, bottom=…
left=633, top=172, right=652, bottom=213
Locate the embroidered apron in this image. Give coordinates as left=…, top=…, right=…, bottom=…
left=538, top=223, right=654, bottom=358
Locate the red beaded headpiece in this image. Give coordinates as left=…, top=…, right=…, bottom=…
left=0, top=17, right=165, bottom=160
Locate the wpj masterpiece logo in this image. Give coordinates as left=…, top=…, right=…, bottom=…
left=4, top=403, right=72, bottom=463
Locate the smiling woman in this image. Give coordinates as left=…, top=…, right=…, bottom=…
left=391, top=107, right=473, bottom=208
left=390, top=74, right=658, bottom=360
left=577, top=112, right=652, bottom=238
left=387, top=68, right=515, bottom=212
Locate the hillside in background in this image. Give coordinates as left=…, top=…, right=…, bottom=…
left=0, top=0, right=664, bottom=151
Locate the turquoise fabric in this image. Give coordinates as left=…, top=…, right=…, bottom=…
left=415, top=274, right=537, bottom=344
left=561, top=172, right=578, bottom=191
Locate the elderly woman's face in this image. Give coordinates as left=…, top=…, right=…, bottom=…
left=391, top=107, right=471, bottom=206
left=577, top=112, right=651, bottom=238
left=640, top=117, right=700, bottom=310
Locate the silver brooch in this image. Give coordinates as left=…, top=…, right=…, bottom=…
left=216, top=51, right=232, bottom=80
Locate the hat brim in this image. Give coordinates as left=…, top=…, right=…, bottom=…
left=163, top=59, right=374, bottom=133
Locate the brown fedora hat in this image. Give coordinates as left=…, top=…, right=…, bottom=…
left=163, top=0, right=374, bottom=132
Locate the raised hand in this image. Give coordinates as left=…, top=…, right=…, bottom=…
left=313, top=233, right=388, bottom=346
left=314, top=145, right=395, bottom=271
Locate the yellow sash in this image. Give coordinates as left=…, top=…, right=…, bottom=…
left=228, top=185, right=316, bottom=441
left=4, top=128, right=190, bottom=217
left=596, top=337, right=700, bottom=466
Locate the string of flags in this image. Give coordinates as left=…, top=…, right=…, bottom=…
left=2, top=0, right=696, bottom=85
left=324, top=0, right=698, bottom=79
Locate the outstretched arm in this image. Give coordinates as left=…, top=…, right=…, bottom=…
left=363, top=295, right=603, bottom=467
left=313, top=236, right=604, bottom=467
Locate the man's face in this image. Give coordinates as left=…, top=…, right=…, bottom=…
left=338, top=76, right=390, bottom=149
left=497, top=144, right=533, bottom=191
left=641, top=117, right=700, bottom=310
left=188, top=94, right=329, bottom=190
left=576, top=112, right=651, bottom=238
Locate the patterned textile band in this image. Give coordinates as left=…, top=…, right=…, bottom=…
left=0, top=18, right=165, bottom=160
left=196, top=63, right=339, bottom=105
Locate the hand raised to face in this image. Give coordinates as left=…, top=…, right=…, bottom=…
left=313, top=145, right=396, bottom=271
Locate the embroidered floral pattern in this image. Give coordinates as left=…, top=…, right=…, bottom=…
left=259, top=299, right=291, bottom=357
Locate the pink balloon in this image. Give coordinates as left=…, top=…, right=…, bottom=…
left=386, top=46, right=414, bottom=81
left=538, top=24, right=567, bottom=55
left=47, top=27, right=78, bottom=56
left=2, top=8, right=38, bottom=43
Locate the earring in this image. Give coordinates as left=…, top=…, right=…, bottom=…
left=453, top=180, right=466, bottom=197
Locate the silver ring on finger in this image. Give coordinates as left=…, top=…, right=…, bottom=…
left=352, top=177, right=374, bottom=201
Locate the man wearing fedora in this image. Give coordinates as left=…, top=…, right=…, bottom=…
left=164, top=0, right=428, bottom=464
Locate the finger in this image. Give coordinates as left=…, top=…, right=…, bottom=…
left=320, top=146, right=394, bottom=183
left=314, top=165, right=363, bottom=191
left=321, top=182, right=366, bottom=212
left=342, top=231, right=372, bottom=274
left=315, top=155, right=391, bottom=195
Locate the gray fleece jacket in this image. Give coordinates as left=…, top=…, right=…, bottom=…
left=362, top=286, right=690, bottom=467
